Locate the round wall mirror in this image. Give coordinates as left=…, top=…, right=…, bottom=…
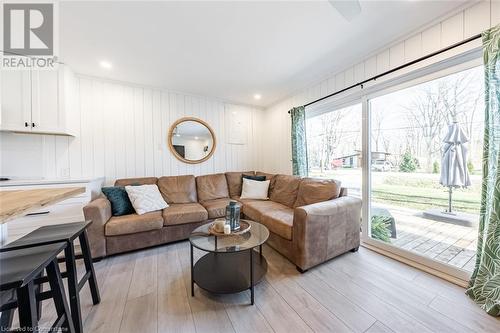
left=168, top=117, right=216, bottom=164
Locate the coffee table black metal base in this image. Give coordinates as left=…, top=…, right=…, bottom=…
left=191, top=246, right=267, bottom=305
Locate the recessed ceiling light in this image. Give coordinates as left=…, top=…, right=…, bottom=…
left=253, top=94, right=262, bottom=100
left=194, top=136, right=199, bottom=140
left=99, top=60, right=112, bottom=69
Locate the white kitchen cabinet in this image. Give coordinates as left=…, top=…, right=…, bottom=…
left=31, top=69, right=60, bottom=133
left=0, top=64, right=78, bottom=136
left=0, top=69, right=31, bottom=131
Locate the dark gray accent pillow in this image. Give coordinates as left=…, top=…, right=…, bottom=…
left=242, top=174, right=266, bottom=181
left=101, top=186, right=135, bottom=216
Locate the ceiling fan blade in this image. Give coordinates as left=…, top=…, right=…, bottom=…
left=328, top=0, right=362, bottom=21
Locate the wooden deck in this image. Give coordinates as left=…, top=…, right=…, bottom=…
left=383, top=205, right=478, bottom=272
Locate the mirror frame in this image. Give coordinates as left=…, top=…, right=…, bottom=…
left=168, top=117, right=217, bottom=164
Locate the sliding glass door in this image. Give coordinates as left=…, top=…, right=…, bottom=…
left=306, top=103, right=362, bottom=198
left=304, top=56, right=485, bottom=280
left=365, top=62, right=484, bottom=278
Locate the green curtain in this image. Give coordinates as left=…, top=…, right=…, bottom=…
left=290, top=106, right=308, bottom=176
left=466, top=24, right=500, bottom=316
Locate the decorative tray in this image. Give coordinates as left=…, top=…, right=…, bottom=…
left=208, top=219, right=251, bottom=236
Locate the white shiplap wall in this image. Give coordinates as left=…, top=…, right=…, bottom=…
left=0, top=76, right=264, bottom=185
left=261, top=0, right=500, bottom=174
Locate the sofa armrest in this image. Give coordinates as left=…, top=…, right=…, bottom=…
left=293, top=196, right=362, bottom=270
left=83, top=196, right=112, bottom=258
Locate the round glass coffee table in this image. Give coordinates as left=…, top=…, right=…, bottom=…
left=189, top=220, right=269, bottom=305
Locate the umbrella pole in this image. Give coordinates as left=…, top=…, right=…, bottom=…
left=448, top=186, right=453, bottom=213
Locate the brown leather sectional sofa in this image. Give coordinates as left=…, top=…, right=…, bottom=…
left=83, top=171, right=361, bottom=271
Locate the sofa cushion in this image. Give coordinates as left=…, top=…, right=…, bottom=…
left=114, top=177, right=157, bottom=187
left=242, top=200, right=289, bottom=222
left=256, top=172, right=277, bottom=196
left=196, top=173, right=229, bottom=202
left=158, top=175, right=197, bottom=204
left=125, top=184, right=169, bottom=215
left=269, top=175, right=302, bottom=208
left=261, top=209, right=294, bottom=241
left=294, top=178, right=341, bottom=208
left=242, top=174, right=266, bottom=181
left=255, top=172, right=275, bottom=180
left=162, top=203, right=208, bottom=226
left=201, top=198, right=233, bottom=219
left=101, top=186, right=135, bottom=216
left=225, top=171, right=255, bottom=198
left=105, top=211, right=163, bottom=236
left=241, top=179, right=270, bottom=200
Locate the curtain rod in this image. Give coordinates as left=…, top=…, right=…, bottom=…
left=288, top=32, right=482, bottom=113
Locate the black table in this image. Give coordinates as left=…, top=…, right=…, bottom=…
left=189, top=220, right=269, bottom=305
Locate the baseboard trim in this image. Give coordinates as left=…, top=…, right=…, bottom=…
left=361, top=242, right=469, bottom=288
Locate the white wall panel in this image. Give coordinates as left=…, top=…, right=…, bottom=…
left=1, top=77, right=263, bottom=185
left=364, top=56, right=377, bottom=78
left=421, top=24, right=441, bottom=55
left=493, top=0, right=500, bottom=25
left=404, top=34, right=422, bottom=62
left=68, top=79, right=82, bottom=179
left=464, top=1, right=491, bottom=38
left=389, top=42, right=405, bottom=68
left=327, top=77, right=336, bottom=94
left=441, top=12, right=464, bottom=46
left=376, top=50, right=391, bottom=74
left=354, top=62, right=365, bottom=83
left=344, top=67, right=355, bottom=87
left=335, top=72, right=345, bottom=91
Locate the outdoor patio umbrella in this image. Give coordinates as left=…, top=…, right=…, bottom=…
left=439, top=122, right=471, bottom=213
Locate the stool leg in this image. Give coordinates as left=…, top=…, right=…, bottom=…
left=16, top=281, right=38, bottom=332
left=1, top=289, right=15, bottom=331
left=35, top=272, right=44, bottom=321
left=0, top=309, right=15, bottom=331
left=46, top=259, right=75, bottom=333
left=65, top=243, right=83, bottom=333
left=79, top=230, right=100, bottom=304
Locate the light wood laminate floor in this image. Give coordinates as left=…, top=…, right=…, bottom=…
left=32, top=242, right=500, bottom=333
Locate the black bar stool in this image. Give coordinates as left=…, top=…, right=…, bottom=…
left=0, top=242, right=75, bottom=332
left=0, top=221, right=100, bottom=333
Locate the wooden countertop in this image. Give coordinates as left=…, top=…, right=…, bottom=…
left=0, top=187, right=85, bottom=224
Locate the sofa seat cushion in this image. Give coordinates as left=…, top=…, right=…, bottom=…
left=163, top=203, right=208, bottom=226
left=261, top=209, right=294, bottom=241
left=105, top=211, right=163, bottom=236
left=201, top=198, right=232, bottom=219
left=242, top=200, right=289, bottom=222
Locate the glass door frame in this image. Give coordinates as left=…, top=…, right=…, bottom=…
left=360, top=55, right=483, bottom=284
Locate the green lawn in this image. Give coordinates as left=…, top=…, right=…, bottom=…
left=372, top=183, right=480, bottom=214
left=309, top=169, right=481, bottom=214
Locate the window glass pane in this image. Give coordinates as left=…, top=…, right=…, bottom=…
left=368, top=65, right=484, bottom=273
left=306, top=103, right=362, bottom=198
